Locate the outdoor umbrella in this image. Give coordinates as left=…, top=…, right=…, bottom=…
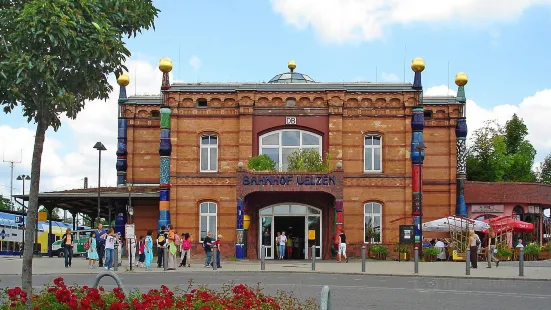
left=422, top=216, right=490, bottom=232
left=483, top=216, right=534, bottom=234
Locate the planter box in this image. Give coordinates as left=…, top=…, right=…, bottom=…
left=496, top=255, right=511, bottom=261
left=538, top=252, right=549, bottom=260
left=423, top=254, right=437, bottom=262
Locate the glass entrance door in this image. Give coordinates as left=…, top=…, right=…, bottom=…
left=260, top=216, right=274, bottom=259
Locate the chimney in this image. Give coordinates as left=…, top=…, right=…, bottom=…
left=84, top=177, right=88, bottom=189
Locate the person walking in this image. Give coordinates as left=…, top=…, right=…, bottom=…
left=104, top=228, right=116, bottom=271
left=87, top=231, right=99, bottom=269
left=144, top=230, right=154, bottom=271
left=338, top=229, right=348, bottom=263
left=180, top=233, right=192, bottom=267
left=468, top=230, right=478, bottom=269
left=486, top=227, right=499, bottom=268
left=279, top=231, right=287, bottom=260
left=95, top=223, right=107, bottom=267
left=203, top=231, right=213, bottom=267
left=166, top=225, right=177, bottom=270
left=275, top=232, right=281, bottom=259
left=61, top=228, right=73, bottom=268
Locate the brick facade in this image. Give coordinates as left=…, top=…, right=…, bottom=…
left=123, top=79, right=460, bottom=259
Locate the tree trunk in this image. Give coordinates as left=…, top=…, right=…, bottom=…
left=22, top=113, right=48, bottom=309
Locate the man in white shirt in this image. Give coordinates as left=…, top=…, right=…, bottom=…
left=279, top=231, right=287, bottom=260
left=434, top=239, right=446, bottom=260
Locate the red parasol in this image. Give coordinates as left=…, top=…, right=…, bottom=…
left=483, top=216, right=534, bottom=234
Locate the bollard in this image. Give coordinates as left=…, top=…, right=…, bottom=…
left=361, top=245, right=366, bottom=273
left=114, top=247, right=119, bottom=272
left=311, top=245, right=316, bottom=271
left=212, top=246, right=218, bottom=270
left=414, top=247, right=419, bottom=274
left=260, top=245, right=265, bottom=271
left=93, top=272, right=128, bottom=296
left=320, top=285, right=331, bottom=310
left=163, top=247, right=168, bottom=271
left=466, top=247, right=471, bottom=276
left=519, top=247, right=524, bottom=277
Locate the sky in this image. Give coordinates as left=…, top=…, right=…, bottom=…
left=1, top=0, right=551, bottom=200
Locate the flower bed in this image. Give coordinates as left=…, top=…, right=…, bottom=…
left=1, top=277, right=317, bottom=310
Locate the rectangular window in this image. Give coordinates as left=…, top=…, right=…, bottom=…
left=199, top=202, right=217, bottom=242
left=200, top=135, right=218, bottom=172
left=364, top=135, right=382, bottom=173
left=364, top=202, right=382, bottom=243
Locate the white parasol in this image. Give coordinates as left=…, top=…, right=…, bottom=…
left=422, top=216, right=490, bottom=232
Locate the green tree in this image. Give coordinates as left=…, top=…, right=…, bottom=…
left=536, top=154, right=551, bottom=184
left=505, top=114, right=529, bottom=155
left=0, top=197, right=14, bottom=211
left=0, top=1, right=159, bottom=306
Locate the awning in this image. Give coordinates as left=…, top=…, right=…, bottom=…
left=423, top=216, right=490, bottom=232
left=484, top=216, right=534, bottom=233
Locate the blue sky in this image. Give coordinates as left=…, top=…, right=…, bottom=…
left=1, top=0, right=551, bottom=198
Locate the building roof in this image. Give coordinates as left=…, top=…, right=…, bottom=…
left=465, top=181, right=551, bottom=206
left=268, top=72, right=316, bottom=83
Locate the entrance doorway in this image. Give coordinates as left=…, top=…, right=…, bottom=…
left=259, top=203, right=322, bottom=260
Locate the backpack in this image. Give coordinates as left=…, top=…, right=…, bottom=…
left=157, top=235, right=165, bottom=244
left=183, top=239, right=191, bottom=251
left=174, top=234, right=182, bottom=247
left=84, top=239, right=90, bottom=251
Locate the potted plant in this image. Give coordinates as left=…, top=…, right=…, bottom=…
left=370, top=245, right=388, bottom=260
left=524, top=242, right=540, bottom=261
left=539, top=243, right=551, bottom=260
left=393, top=243, right=411, bottom=261
left=247, top=155, right=277, bottom=171
left=423, top=247, right=440, bottom=262
left=496, top=246, right=512, bottom=261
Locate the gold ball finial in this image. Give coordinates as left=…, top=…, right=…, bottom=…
left=455, top=72, right=468, bottom=86
left=411, top=58, right=425, bottom=72
left=117, top=73, right=130, bottom=86
left=288, top=60, right=296, bottom=71
left=158, top=57, right=173, bottom=73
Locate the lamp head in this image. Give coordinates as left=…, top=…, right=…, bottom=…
left=25, top=175, right=31, bottom=180
left=93, top=142, right=107, bottom=151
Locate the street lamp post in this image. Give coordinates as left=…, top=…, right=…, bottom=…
left=127, top=183, right=133, bottom=224
left=16, top=175, right=30, bottom=257
left=93, top=142, right=107, bottom=223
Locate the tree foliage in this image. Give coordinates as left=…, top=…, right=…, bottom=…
left=536, top=154, right=551, bottom=185
left=467, top=115, right=536, bottom=182
left=0, top=197, right=14, bottom=211
left=0, top=1, right=159, bottom=307
left=286, top=149, right=331, bottom=172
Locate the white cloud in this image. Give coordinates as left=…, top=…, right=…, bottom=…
left=380, top=72, right=400, bottom=82
left=425, top=85, right=551, bottom=159
left=271, top=0, right=551, bottom=42
left=0, top=59, right=165, bottom=199
left=189, top=55, right=201, bottom=71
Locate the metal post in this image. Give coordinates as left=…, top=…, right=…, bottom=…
left=311, top=245, right=316, bottom=271
left=466, top=247, right=471, bottom=275
left=163, top=246, right=168, bottom=271
left=361, top=245, right=366, bottom=272
left=213, top=246, right=218, bottom=270
left=114, top=246, right=119, bottom=272
left=97, top=150, right=101, bottom=222
left=519, top=247, right=524, bottom=277
left=129, top=238, right=133, bottom=271
left=414, top=246, right=419, bottom=274
left=261, top=245, right=265, bottom=271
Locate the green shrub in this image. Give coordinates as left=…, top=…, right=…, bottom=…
left=286, top=149, right=331, bottom=172
left=247, top=155, right=277, bottom=171
left=496, top=247, right=512, bottom=257
left=423, top=247, right=440, bottom=256
left=370, top=245, right=388, bottom=254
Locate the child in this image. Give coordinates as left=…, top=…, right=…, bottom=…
left=87, top=231, right=99, bottom=269
left=104, top=228, right=116, bottom=270
left=137, top=235, right=145, bottom=268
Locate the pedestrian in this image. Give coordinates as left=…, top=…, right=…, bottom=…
left=286, top=234, right=293, bottom=259
left=116, top=232, right=123, bottom=267
left=104, top=228, right=116, bottom=270
left=486, top=227, right=499, bottom=268
left=87, top=231, right=99, bottom=269
left=338, top=229, right=348, bottom=263
left=203, top=231, right=213, bottom=267
left=275, top=232, right=281, bottom=259
left=279, top=231, right=287, bottom=260
left=137, top=235, right=145, bottom=268
left=468, top=230, right=478, bottom=269
left=61, top=228, right=73, bottom=268
left=180, top=233, right=192, bottom=267
left=126, top=233, right=137, bottom=268
left=166, top=224, right=177, bottom=270
left=95, top=223, right=107, bottom=267
left=144, top=230, right=153, bottom=271
left=215, top=234, right=222, bottom=268
left=157, top=226, right=167, bottom=268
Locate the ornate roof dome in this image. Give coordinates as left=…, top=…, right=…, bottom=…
left=268, top=61, right=316, bottom=83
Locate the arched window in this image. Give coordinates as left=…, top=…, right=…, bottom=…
left=364, top=135, right=382, bottom=172
left=364, top=202, right=382, bottom=243
left=259, top=129, right=322, bottom=171
left=199, top=202, right=217, bottom=241
left=200, top=135, right=218, bottom=172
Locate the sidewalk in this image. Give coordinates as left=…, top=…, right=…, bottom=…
left=1, top=256, right=550, bottom=281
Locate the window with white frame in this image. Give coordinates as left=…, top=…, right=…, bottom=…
left=364, top=135, right=382, bottom=172
left=364, top=202, right=382, bottom=243
left=259, top=130, right=322, bottom=171
left=200, top=135, right=218, bottom=172
left=199, top=202, right=217, bottom=241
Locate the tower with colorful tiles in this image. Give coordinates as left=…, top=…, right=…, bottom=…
left=158, top=57, right=173, bottom=230
left=454, top=72, right=469, bottom=217
left=410, top=58, right=425, bottom=248
left=115, top=73, right=130, bottom=235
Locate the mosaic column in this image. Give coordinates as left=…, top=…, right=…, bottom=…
left=158, top=57, right=173, bottom=230
left=410, top=58, right=426, bottom=248
left=454, top=72, right=469, bottom=217
left=235, top=199, right=245, bottom=259
left=115, top=74, right=130, bottom=235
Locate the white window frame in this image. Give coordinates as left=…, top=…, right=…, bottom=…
left=364, top=202, right=382, bottom=244
left=200, top=134, right=218, bottom=172
left=199, top=202, right=217, bottom=242
left=364, top=134, right=382, bottom=173
left=259, top=129, right=322, bottom=172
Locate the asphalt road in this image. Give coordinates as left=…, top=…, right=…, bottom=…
left=1, top=272, right=549, bottom=309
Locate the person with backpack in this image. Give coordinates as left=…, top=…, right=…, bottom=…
left=157, top=225, right=167, bottom=268
left=137, top=235, right=145, bottom=268
left=86, top=231, right=99, bottom=269
left=180, top=233, right=192, bottom=267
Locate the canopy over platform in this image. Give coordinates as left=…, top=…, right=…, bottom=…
left=423, top=216, right=490, bottom=232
